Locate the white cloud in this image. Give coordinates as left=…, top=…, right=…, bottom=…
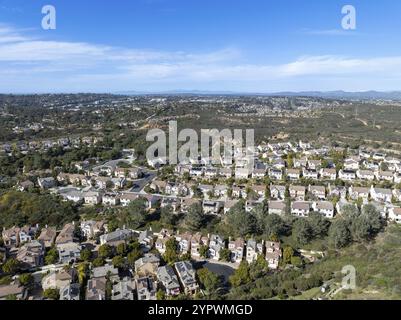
left=1, top=24, right=401, bottom=92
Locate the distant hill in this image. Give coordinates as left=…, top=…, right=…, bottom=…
left=270, top=90, right=401, bottom=100
left=116, top=90, right=401, bottom=100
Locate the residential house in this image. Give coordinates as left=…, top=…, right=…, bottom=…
left=160, top=197, right=180, bottom=213
left=320, top=168, right=337, bottom=180
left=232, top=185, right=246, bottom=199
left=291, top=201, right=311, bottom=217
left=84, top=191, right=103, bottom=205
left=308, top=159, right=322, bottom=170
left=135, top=253, right=161, bottom=278
left=174, top=261, right=199, bottom=294
left=208, top=234, right=225, bottom=260
left=375, top=171, right=394, bottom=182
left=111, top=277, right=135, bottom=301
left=0, top=283, right=27, bottom=300
left=102, top=193, right=120, bottom=206
left=202, top=200, right=222, bottom=215
left=228, top=238, right=245, bottom=263
left=269, top=168, right=283, bottom=180
left=119, top=192, right=139, bottom=207
left=80, top=220, right=106, bottom=239
left=357, top=169, right=375, bottom=181
left=344, top=157, right=360, bottom=170
left=289, top=185, right=306, bottom=200
left=136, top=277, right=157, bottom=300
left=190, top=233, right=209, bottom=258
left=57, top=242, right=82, bottom=264
left=349, top=186, right=370, bottom=202
left=16, top=240, right=45, bottom=270
left=42, top=269, right=77, bottom=291
left=100, top=229, right=134, bottom=246
left=55, top=223, right=76, bottom=245
left=246, top=240, right=264, bottom=263
left=253, top=185, right=266, bottom=199
left=270, top=185, right=286, bottom=200
left=214, top=185, right=229, bottom=198
left=157, top=266, right=181, bottom=296
left=302, top=168, right=319, bottom=180
left=308, top=185, right=326, bottom=200
left=312, top=201, right=335, bottom=219
left=91, top=266, right=119, bottom=287
left=150, top=180, right=167, bottom=193
left=138, top=230, right=154, bottom=253
left=17, top=180, right=34, bottom=191
left=180, top=198, right=201, bottom=213
left=86, top=277, right=107, bottom=300
left=286, top=169, right=301, bottom=181
left=328, top=184, right=347, bottom=199
left=60, top=283, right=80, bottom=301
left=37, top=227, right=57, bottom=248
left=370, top=186, right=393, bottom=203
left=204, top=167, right=219, bottom=179
left=252, top=168, right=266, bottom=179
left=219, top=168, right=232, bottom=178
left=268, top=201, right=286, bottom=215
left=338, top=170, right=356, bottom=181
left=175, top=232, right=192, bottom=254
left=37, top=177, right=56, bottom=189
left=265, top=241, right=281, bottom=270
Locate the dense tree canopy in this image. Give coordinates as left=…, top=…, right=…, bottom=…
left=0, top=191, right=79, bottom=229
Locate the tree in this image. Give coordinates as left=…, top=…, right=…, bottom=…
left=308, top=212, right=330, bottom=238
left=263, top=214, right=286, bottom=238
left=45, top=246, right=59, bottom=265
left=199, top=245, right=209, bottom=259
left=184, top=203, right=205, bottom=231
left=283, top=246, right=294, bottom=265
left=1, top=258, right=20, bottom=274
left=290, top=256, right=303, bottom=267
left=156, top=289, right=166, bottom=300
left=160, top=205, right=176, bottom=226
left=19, top=273, right=34, bottom=289
left=121, top=198, right=148, bottom=229
left=249, top=255, right=269, bottom=279
left=329, top=219, right=352, bottom=249
left=80, top=248, right=92, bottom=262
left=226, top=201, right=257, bottom=237
left=197, top=268, right=221, bottom=295
left=127, top=241, right=143, bottom=268
left=43, top=288, right=60, bottom=300
left=77, top=262, right=89, bottom=285
left=92, top=257, right=105, bottom=268
left=292, top=219, right=312, bottom=246
left=163, top=238, right=179, bottom=265
left=219, top=248, right=231, bottom=262
left=98, top=244, right=113, bottom=259
left=230, top=261, right=251, bottom=287
left=116, top=243, right=127, bottom=256
left=112, top=255, right=126, bottom=269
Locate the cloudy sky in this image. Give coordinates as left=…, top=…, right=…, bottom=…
left=1, top=0, right=401, bottom=93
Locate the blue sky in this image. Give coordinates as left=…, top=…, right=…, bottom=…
left=1, top=0, right=401, bottom=93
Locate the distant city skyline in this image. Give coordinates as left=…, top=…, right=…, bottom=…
left=1, top=0, right=401, bottom=93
